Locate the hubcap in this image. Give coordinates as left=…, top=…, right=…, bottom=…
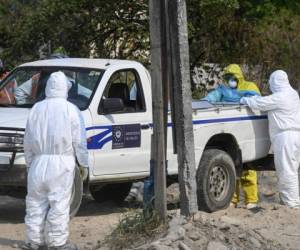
left=209, top=165, right=229, bottom=201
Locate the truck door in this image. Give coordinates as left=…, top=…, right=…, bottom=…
left=90, top=69, right=151, bottom=176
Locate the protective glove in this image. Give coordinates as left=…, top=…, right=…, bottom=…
left=79, top=166, right=89, bottom=181
left=240, top=97, right=247, bottom=105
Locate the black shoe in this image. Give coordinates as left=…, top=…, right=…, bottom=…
left=22, top=242, right=46, bottom=250
left=249, top=206, right=265, bottom=214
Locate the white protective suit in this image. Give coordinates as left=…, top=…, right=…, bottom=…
left=24, top=71, right=89, bottom=247
left=15, top=78, right=34, bottom=104
left=241, top=70, right=300, bottom=208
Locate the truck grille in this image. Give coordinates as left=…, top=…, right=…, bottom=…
left=0, top=127, right=24, bottom=153
left=0, top=127, right=24, bottom=170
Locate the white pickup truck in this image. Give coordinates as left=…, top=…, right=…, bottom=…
left=0, top=58, right=271, bottom=215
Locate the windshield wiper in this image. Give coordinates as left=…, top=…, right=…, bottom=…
left=0, top=103, right=33, bottom=108
left=15, top=103, right=33, bottom=108
left=0, top=103, right=12, bottom=107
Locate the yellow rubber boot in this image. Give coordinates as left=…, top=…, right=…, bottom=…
left=231, top=179, right=241, bottom=205
left=241, top=170, right=258, bottom=204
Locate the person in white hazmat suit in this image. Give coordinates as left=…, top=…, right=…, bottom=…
left=23, top=71, right=89, bottom=250
left=240, top=70, right=300, bottom=208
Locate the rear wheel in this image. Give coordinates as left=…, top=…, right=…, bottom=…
left=90, top=182, right=132, bottom=203
left=197, top=149, right=236, bottom=212
left=69, top=167, right=83, bottom=217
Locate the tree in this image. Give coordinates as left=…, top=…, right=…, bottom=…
left=0, top=0, right=149, bottom=66
left=2, top=0, right=300, bottom=88
left=187, top=0, right=300, bottom=88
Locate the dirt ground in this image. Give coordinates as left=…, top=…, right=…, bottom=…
left=0, top=196, right=124, bottom=250
left=0, top=172, right=300, bottom=250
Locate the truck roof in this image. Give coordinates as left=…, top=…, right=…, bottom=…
left=19, top=58, right=143, bottom=70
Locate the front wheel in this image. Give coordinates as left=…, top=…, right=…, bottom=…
left=197, top=149, right=236, bottom=212
left=69, top=166, right=83, bottom=217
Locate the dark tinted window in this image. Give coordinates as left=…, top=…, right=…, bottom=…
left=100, top=69, right=145, bottom=114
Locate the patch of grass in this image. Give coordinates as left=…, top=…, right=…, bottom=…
left=106, top=208, right=167, bottom=249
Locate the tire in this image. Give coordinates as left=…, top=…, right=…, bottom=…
left=197, top=149, right=236, bottom=212
left=90, top=182, right=132, bottom=203
left=69, top=167, right=83, bottom=218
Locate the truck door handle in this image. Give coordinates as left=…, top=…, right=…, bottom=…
left=141, top=124, right=151, bottom=130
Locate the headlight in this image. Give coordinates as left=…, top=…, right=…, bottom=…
left=0, top=134, right=23, bottom=148
left=0, top=135, right=13, bottom=144
left=13, top=136, right=23, bottom=145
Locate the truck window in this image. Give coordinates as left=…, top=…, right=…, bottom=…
left=100, top=69, right=146, bottom=113
left=0, top=67, right=103, bottom=110
left=0, top=69, right=40, bottom=106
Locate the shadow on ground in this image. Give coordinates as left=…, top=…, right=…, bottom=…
left=0, top=195, right=137, bottom=223
left=0, top=237, right=23, bottom=249
left=0, top=196, right=25, bottom=224
left=76, top=196, right=128, bottom=217
left=0, top=171, right=281, bottom=224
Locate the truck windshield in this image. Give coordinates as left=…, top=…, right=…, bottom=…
left=0, top=67, right=103, bottom=110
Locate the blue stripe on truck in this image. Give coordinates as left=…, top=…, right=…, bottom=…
left=192, top=115, right=267, bottom=125
left=86, top=115, right=267, bottom=149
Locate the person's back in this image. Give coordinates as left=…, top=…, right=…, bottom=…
left=28, top=92, right=77, bottom=157
left=266, top=74, right=300, bottom=139
left=24, top=71, right=88, bottom=250
left=24, top=72, right=85, bottom=172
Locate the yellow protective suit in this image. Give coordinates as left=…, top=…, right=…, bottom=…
left=224, top=64, right=259, bottom=205
left=224, top=64, right=260, bottom=94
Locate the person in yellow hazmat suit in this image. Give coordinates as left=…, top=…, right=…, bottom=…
left=203, top=64, right=259, bottom=209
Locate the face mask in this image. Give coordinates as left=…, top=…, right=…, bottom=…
left=228, top=79, right=238, bottom=88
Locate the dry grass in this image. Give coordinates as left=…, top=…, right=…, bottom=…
left=105, top=208, right=167, bottom=249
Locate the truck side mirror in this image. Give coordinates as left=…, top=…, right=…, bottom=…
left=99, top=98, right=125, bottom=114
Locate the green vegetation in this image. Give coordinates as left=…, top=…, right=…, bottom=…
left=188, top=0, right=300, bottom=87
left=105, top=209, right=165, bottom=249
left=0, top=0, right=149, bottom=67
left=1, top=0, right=300, bottom=87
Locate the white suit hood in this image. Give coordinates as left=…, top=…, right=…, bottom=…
left=45, top=71, right=71, bottom=99
left=269, top=70, right=291, bottom=93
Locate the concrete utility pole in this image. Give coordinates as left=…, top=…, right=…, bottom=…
left=149, top=0, right=168, bottom=222
left=149, top=0, right=198, bottom=220
left=168, top=0, right=198, bottom=216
